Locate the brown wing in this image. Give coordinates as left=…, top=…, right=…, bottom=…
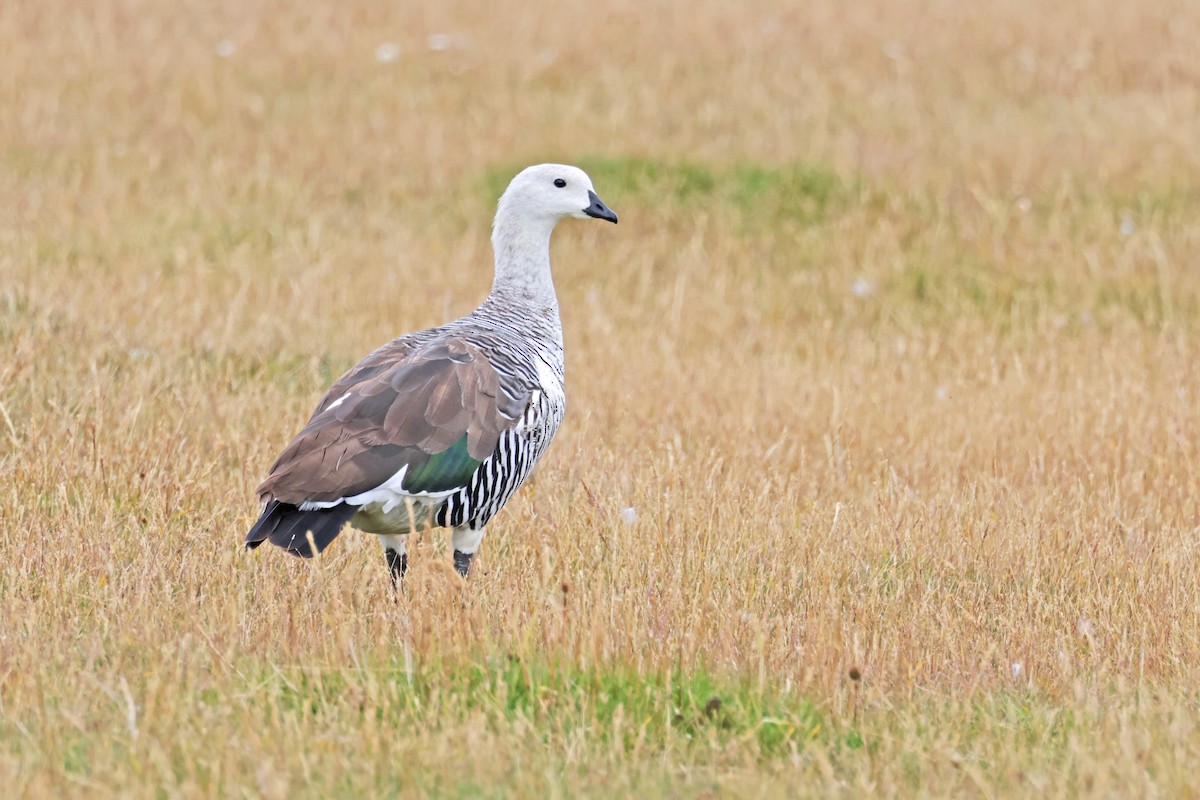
left=257, top=336, right=530, bottom=504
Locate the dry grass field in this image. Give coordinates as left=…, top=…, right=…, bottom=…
left=3, top=0, right=1200, bottom=796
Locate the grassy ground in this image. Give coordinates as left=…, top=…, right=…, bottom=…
left=3, top=0, right=1200, bottom=796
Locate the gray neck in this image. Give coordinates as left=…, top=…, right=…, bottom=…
left=490, top=208, right=559, bottom=305
left=484, top=208, right=563, bottom=345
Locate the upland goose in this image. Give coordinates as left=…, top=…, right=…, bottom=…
left=245, top=164, right=617, bottom=581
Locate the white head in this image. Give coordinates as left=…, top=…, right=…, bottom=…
left=494, top=164, right=618, bottom=230
left=489, top=163, right=616, bottom=307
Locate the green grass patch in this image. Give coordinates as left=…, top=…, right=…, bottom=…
left=273, top=655, right=825, bottom=759
left=0, top=661, right=1154, bottom=797
left=895, top=252, right=1197, bottom=330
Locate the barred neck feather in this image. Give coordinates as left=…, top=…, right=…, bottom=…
left=473, top=292, right=562, bottom=349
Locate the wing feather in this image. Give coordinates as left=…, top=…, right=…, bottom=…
left=257, top=336, right=529, bottom=504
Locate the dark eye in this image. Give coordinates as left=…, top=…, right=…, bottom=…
left=553, top=178, right=566, bottom=188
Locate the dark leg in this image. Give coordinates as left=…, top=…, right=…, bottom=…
left=380, top=534, right=407, bottom=589
left=385, top=548, right=407, bottom=589
left=450, top=528, right=483, bottom=578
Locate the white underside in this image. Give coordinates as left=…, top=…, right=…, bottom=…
left=299, top=463, right=458, bottom=535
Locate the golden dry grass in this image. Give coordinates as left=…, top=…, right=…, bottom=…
left=3, top=0, right=1200, bottom=796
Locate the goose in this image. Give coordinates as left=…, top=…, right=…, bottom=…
left=245, top=164, right=617, bottom=582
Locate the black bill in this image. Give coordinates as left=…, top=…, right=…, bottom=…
left=583, top=190, right=618, bottom=223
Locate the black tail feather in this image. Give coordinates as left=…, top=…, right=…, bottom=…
left=245, top=500, right=358, bottom=558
